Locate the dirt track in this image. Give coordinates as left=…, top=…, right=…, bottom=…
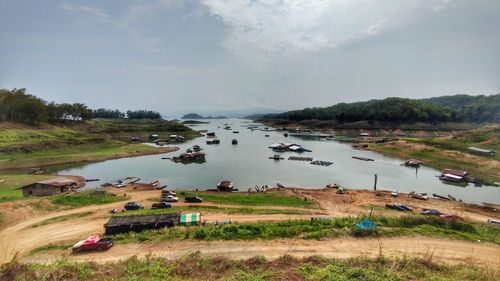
left=23, top=237, right=500, bottom=268
left=1, top=187, right=499, bottom=266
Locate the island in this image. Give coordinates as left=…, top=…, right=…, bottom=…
left=181, top=113, right=227, bottom=119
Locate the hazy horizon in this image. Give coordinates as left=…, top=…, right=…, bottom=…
left=1, top=0, right=499, bottom=113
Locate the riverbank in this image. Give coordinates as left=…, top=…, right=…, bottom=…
left=0, top=118, right=200, bottom=170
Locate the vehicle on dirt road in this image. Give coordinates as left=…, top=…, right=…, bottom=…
left=124, top=201, right=144, bottom=210
left=385, top=204, right=412, bottom=212
left=420, top=209, right=441, bottom=216
left=185, top=196, right=203, bottom=203
left=151, top=202, right=172, bottom=209
left=161, top=195, right=179, bottom=202
left=72, top=236, right=113, bottom=253
left=439, top=214, right=464, bottom=221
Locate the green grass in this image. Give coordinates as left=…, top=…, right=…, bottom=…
left=115, top=205, right=312, bottom=217
left=29, top=243, right=72, bottom=255
left=0, top=211, right=3, bottom=225
left=30, top=211, right=94, bottom=228
left=0, top=127, right=92, bottom=149
left=177, top=191, right=317, bottom=208
left=110, top=215, right=499, bottom=245
left=0, top=119, right=200, bottom=169
left=0, top=141, right=172, bottom=169
left=4, top=253, right=498, bottom=280
left=51, top=192, right=128, bottom=208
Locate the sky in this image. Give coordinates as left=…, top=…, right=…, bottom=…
left=1, top=0, right=499, bottom=116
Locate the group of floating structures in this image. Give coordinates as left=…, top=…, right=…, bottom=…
left=171, top=152, right=206, bottom=163
left=206, top=138, right=220, bottom=145
left=269, top=143, right=312, bottom=152
left=310, top=160, right=333, bottom=167
left=288, top=156, right=313, bottom=161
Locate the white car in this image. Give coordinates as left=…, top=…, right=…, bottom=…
left=161, top=195, right=179, bottom=202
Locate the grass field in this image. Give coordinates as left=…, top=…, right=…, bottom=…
left=29, top=211, right=94, bottom=228
left=116, top=205, right=312, bottom=217
left=0, top=141, right=175, bottom=169
left=4, top=253, right=498, bottom=280
left=51, top=192, right=128, bottom=208
left=0, top=119, right=199, bottom=169
left=178, top=191, right=317, bottom=208
left=110, top=215, right=499, bottom=244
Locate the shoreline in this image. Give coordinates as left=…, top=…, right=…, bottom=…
left=261, top=120, right=500, bottom=183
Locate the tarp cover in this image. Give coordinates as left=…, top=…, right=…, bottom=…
left=180, top=213, right=201, bottom=226
left=355, top=218, right=377, bottom=230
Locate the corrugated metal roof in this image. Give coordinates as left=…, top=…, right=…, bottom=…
left=34, top=177, right=77, bottom=186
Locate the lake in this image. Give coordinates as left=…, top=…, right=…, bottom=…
left=57, top=119, right=500, bottom=204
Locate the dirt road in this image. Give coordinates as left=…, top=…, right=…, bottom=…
left=24, top=237, right=500, bottom=268
left=1, top=187, right=498, bottom=265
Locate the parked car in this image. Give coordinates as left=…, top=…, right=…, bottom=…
left=185, top=196, right=203, bottom=203
left=385, top=204, right=412, bottom=212
left=161, top=195, right=179, bottom=202
left=124, top=201, right=144, bottom=210
left=420, top=209, right=441, bottom=216
left=72, top=236, right=113, bottom=252
left=151, top=202, right=172, bottom=209
left=439, top=214, right=464, bottom=221
left=487, top=219, right=500, bottom=225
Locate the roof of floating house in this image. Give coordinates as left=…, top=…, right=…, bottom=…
left=179, top=213, right=201, bottom=226
left=442, top=169, right=468, bottom=177
left=442, top=174, right=463, bottom=180
left=467, top=147, right=495, bottom=154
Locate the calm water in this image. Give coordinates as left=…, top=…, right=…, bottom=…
left=57, top=119, right=500, bottom=204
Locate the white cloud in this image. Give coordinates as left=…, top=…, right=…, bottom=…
left=60, top=3, right=110, bottom=22
left=201, top=0, right=459, bottom=60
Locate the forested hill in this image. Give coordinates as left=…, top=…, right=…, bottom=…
left=264, top=94, right=499, bottom=123
left=420, top=94, right=499, bottom=122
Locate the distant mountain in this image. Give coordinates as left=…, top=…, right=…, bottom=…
left=181, top=113, right=227, bottom=119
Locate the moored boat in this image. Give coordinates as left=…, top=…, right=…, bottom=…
left=217, top=180, right=234, bottom=192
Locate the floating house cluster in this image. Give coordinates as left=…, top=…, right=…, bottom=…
left=172, top=152, right=206, bottom=163
left=268, top=143, right=312, bottom=152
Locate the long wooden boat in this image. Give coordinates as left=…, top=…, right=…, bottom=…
left=352, top=156, right=374, bottom=161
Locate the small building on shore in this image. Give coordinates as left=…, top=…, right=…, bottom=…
left=20, top=177, right=80, bottom=196
left=467, top=147, right=495, bottom=156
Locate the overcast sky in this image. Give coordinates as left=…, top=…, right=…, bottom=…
left=1, top=0, right=499, bottom=115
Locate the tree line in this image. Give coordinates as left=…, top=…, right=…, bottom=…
left=0, top=88, right=162, bottom=124
left=265, top=95, right=500, bottom=123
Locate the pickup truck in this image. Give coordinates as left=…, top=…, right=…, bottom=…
left=72, top=235, right=113, bottom=252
